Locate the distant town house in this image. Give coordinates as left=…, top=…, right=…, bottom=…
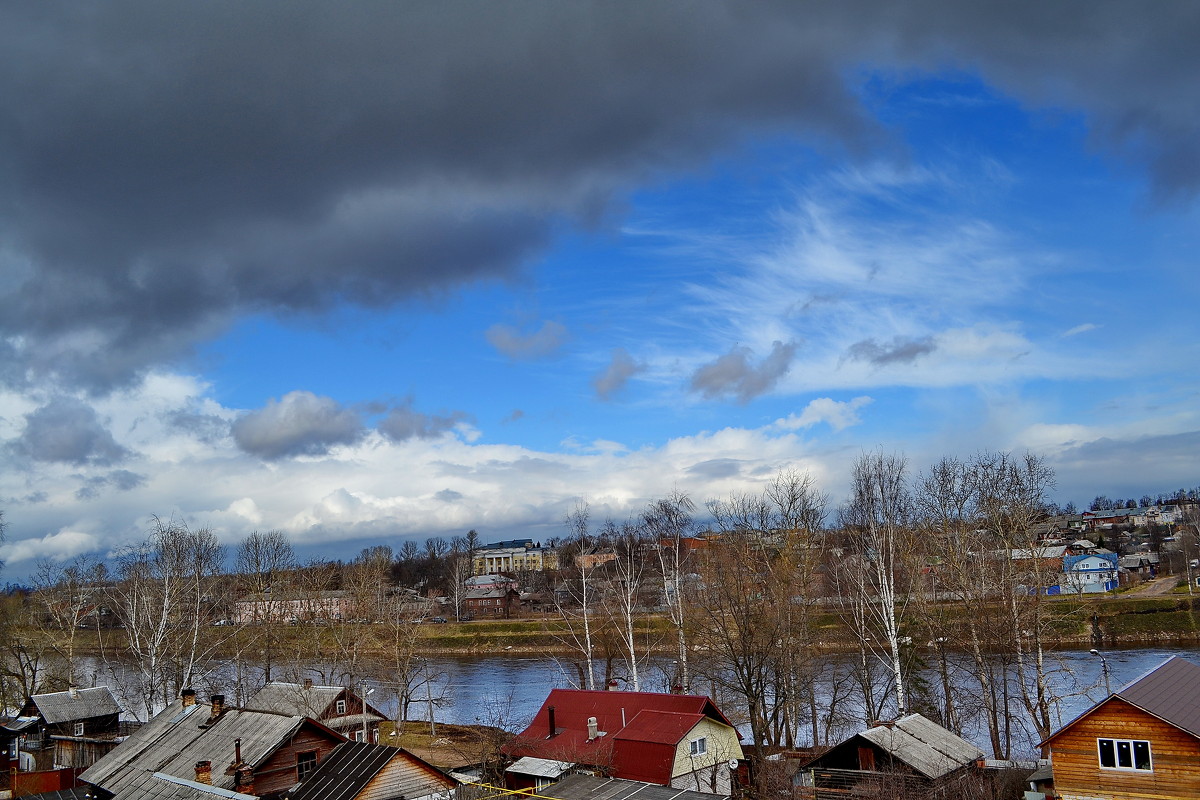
left=473, top=540, right=560, bottom=575
left=233, top=590, right=354, bottom=624
left=463, top=586, right=522, bottom=618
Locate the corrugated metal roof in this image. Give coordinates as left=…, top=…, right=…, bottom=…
left=285, top=741, right=456, bottom=800
left=858, top=713, right=983, bottom=780
left=1114, top=655, right=1200, bottom=738
left=31, top=686, right=121, bottom=724
left=506, top=756, right=575, bottom=779
left=507, top=690, right=737, bottom=787
left=613, top=711, right=703, bottom=745
left=540, top=774, right=726, bottom=800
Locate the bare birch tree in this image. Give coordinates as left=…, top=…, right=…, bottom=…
left=642, top=490, right=696, bottom=693
left=553, top=501, right=601, bottom=689
left=109, top=519, right=225, bottom=715
left=841, top=451, right=914, bottom=718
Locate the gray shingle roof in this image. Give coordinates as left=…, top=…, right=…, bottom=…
left=540, top=774, right=726, bottom=800
left=245, top=682, right=343, bottom=717
left=1114, top=655, right=1200, bottom=738
left=31, top=686, right=121, bottom=724
left=117, top=770, right=258, bottom=800
left=858, top=713, right=984, bottom=780
left=81, top=699, right=314, bottom=797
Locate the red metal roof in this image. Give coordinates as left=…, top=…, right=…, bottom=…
left=505, top=690, right=731, bottom=786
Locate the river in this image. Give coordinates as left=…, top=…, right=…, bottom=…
left=79, top=645, right=1198, bottom=758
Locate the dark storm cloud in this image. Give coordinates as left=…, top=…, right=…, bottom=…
left=592, top=348, right=644, bottom=400
left=845, top=336, right=937, bottom=366
left=13, top=398, right=130, bottom=465
left=1053, top=430, right=1200, bottom=501
left=74, top=471, right=144, bottom=501
left=691, top=341, right=797, bottom=403
left=232, top=391, right=364, bottom=460
left=2, top=2, right=1198, bottom=389
left=377, top=401, right=470, bottom=443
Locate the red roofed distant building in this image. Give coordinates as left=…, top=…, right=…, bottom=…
left=504, top=689, right=743, bottom=795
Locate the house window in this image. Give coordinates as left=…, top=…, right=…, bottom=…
left=74, top=722, right=84, bottom=736
left=297, top=750, right=318, bottom=781
left=1098, top=738, right=1152, bottom=771
left=354, top=729, right=365, bottom=742
left=336, top=699, right=347, bottom=715
left=689, top=737, right=707, bottom=757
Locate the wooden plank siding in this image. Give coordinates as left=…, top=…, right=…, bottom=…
left=255, top=724, right=346, bottom=797
left=357, top=754, right=456, bottom=800
left=1047, top=698, right=1200, bottom=800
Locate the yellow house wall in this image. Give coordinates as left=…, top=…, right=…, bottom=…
left=669, top=717, right=743, bottom=794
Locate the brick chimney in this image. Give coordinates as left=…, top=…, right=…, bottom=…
left=234, top=765, right=254, bottom=794
left=206, top=694, right=225, bottom=725
left=194, top=761, right=212, bottom=785
left=547, top=705, right=556, bottom=738
left=68, top=684, right=79, bottom=699
left=303, top=678, right=313, bottom=690
left=181, top=689, right=197, bottom=708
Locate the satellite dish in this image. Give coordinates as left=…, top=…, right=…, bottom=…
left=727, top=759, right=739, bottom=770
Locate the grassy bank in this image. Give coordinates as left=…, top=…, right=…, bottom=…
left=67, top=592, right=1200, bottom=659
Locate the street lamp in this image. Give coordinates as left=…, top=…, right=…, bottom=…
left=360, top=684, right=375, bottom=743
left=1090, top=649, right=1112, bottom=695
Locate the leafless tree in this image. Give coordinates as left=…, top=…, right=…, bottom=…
left=552, top=501, right=602, bottom=689
left=234, top=529, right=295, bottom=685
left=108, top=519, right=225, bottom=715
left=600, top=518, right=654, bottom=691
left=841, top=451, right=915, bottom=718
left=33, top=555, right=108, bottom=687
left=643, top=489, right=696, bottom=693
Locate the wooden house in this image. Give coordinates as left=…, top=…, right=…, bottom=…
left=22, top=686, right=121, bottom=743
left=463, top=587, right=522, bottom=618
left=1040, top=655, right=1200, bottom=800
left=245, top=681, right=387, bottom=743
left=282, top=740, right=457, bottom=800
left=796, top=712, right=984, bottom=798
left=80, top=691, right=347, bottom=799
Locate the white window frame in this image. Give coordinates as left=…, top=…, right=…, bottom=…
left=336, top=699, right=347, bottom=715
left=689, top=737, right=707, bottom=757
left=74, top=722, right=85, bottom=736
left=1098, top=737, right=1152, bottom=772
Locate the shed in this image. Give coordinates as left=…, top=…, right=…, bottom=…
left=797, top=713, right=983, bottom=797
left=284, top=740, right=456, bottom=800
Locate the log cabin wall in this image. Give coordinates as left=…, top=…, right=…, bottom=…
left=1048, top=698, right=1200, bottom=800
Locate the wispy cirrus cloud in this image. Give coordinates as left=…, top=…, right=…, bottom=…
left=1062, top=323, right=1099, bottom=337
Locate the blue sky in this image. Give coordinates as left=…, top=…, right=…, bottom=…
left=1, top=3, right=1198, bottom=576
